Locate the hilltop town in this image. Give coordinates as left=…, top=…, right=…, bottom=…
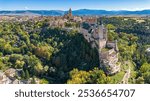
left=0, top=8, right=150, bottom=84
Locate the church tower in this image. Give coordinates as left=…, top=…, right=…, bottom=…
left=68, top=8, right=72, bottom=17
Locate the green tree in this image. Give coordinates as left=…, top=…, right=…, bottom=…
left=136, top=77, right=144, bottom=84
left=140, top=63, right=150, bottom=73
left=40, top=78, right=49, bottom=84
left=25, top=70, right=30, bottom=79
left=106, top=24, right=116, bottom=30
left=67, top=68, right=111, bottom=84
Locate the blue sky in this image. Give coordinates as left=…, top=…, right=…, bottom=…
left=0, top=0, right=150, bottom=11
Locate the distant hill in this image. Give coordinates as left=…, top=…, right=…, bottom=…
left=0, top=9, right=150, bottom=16
left=0, top=10, right=64, bottom=16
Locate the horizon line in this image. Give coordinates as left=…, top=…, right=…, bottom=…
left=0, top=8, right=150, bottom=12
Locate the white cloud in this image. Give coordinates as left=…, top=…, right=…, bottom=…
left=136, top=7, right=150, bottom=10
left=25, top=6, right=29, bottom=10
left=113, top=7, right=150, bottom=11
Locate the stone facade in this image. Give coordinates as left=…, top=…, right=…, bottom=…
left=82, top=17, right=98, bottom=25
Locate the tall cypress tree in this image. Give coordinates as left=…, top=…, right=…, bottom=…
left=21, top=70, right=25, bottom=79
left=25, top=70, right=30, bottom=79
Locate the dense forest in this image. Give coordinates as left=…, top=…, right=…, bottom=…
left=0, top=19, right=99, bottom=83
left=0, top=16, right=150, bottom=84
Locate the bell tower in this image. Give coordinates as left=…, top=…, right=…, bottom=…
left=68, top=8, right=72, bottom=17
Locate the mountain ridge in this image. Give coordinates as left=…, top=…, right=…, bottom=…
left=0, top=9, right=150, bottom=16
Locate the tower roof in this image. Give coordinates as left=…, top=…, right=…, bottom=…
left=69, top=8, right=72, bottom=12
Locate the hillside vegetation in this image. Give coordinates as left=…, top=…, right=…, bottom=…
left=0, top=16, right=150, bottom=84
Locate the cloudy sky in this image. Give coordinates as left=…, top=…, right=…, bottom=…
left=0, top=0, right=150, bottom=11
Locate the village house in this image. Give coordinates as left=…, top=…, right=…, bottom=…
left=0, top=68, right=41, bottom=84
left=5, top=68, right=16, bottom=78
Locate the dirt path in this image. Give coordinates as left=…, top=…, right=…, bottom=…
left=121, top=61, right=131, bottom=84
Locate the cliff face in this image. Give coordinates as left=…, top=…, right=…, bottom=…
left=80, top=19, right=120, bottom=75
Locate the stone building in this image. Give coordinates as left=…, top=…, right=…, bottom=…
left=5, top=68, right=16, bottom=78
left=82, top=16, right=98, bottom=25
left=0, top=68, right=41, bottom=84
left=0, top=71, right=8, bottom=84
left=80, top=19, right=120, bottom=75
